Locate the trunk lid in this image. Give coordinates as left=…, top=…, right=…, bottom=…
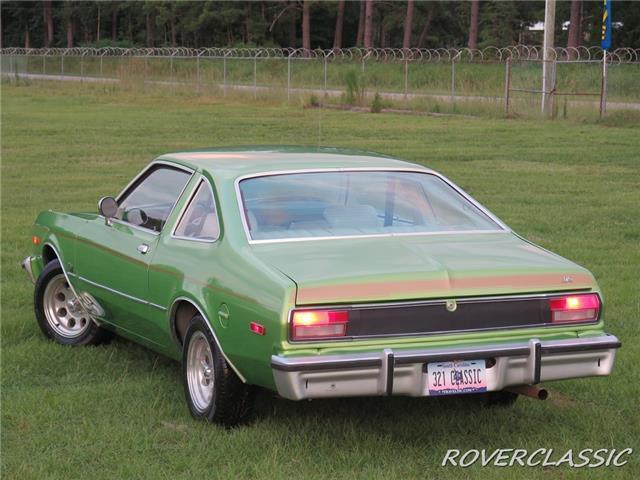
left=251, top=232, right=595, bottom=305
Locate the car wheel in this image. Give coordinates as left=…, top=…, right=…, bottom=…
left=182, top=315, right=254, bottom=427
left=34, top=259, right=112, bottom=346
left=483, top=390, right=519, bottom=407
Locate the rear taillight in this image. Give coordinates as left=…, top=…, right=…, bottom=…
left=549, top=293, right=600, bottom=323
left=291, top=309, right=349, bottom=341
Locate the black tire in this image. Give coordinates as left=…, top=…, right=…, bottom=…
left=34, top=259, right=112, bottom=346
left=483, top=390, right=519, bottom=407
left=182, top=315, right=255, bottom=427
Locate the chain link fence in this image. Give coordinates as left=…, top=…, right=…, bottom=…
left=2, top=46, right=638, bottom=117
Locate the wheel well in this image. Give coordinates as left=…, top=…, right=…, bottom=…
left=172, top=300, right=198, bottom=346
left=42, top=245, right=58, bottom=265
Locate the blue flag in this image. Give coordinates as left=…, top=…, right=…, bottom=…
left=601, top=0, right=612, bottom=50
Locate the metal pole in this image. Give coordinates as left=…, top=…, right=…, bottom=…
left=404, top=60, right=409, bottom=98
left=80, top=55, right=84, bottom=82
left=170, top=56, right=174, bottom=84
left=254, top=57, right=257, bottom=100
left=504, top=58, right=511, bottom=116
left=541, top=0, right=556, bottom=115
left=100, top=55, right=103, bottom=77
left=324, top=57, right=328, bottom=95
left=61, top=55, right=64, bottom=76
left=287, top=57, right=291, bottom=102
left=599, top=50, right=608, bottom=118
left=450, top=60, right=456, bottom=107
left=196, top=56, right=200, bottom=92
left=42, top=55, right=45, bottom=74
left=223, top=57, right=227, bottom=97
left=144, top=56, right=147, bottom=84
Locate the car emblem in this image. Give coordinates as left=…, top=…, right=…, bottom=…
left=446, top=299, right=457, bottom=312
left=563, top=275, right=574, bottom=284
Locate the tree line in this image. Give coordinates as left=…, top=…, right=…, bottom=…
left=2, top=1, right=638, bottom=50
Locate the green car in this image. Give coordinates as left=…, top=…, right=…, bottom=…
left=22, top=147, right=620, bottom=426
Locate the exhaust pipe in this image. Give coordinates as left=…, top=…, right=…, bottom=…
left=507, top=385, right=549, bottom=400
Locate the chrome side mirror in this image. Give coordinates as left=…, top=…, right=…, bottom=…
left=98, top=196, right=118, bottom=225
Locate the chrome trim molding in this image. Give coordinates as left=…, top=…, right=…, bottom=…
left=233, top=167, right=511, bottom=245
left=73, top=274, right=167, bottom=311
left=170, top=175, right=221, bottom=244
left=169, top=297, right=247, bottom=383
left=271, top=334, right=621, bottom=400
left=21, top=256, right=37, bottom=284
left=286, top=290, right=600, bottom=343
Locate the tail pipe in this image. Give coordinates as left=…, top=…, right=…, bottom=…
left=507, top=385, right=549, bottom=400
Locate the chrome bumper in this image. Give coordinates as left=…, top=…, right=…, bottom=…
left=21, top=256, right=37, bottom=284
left=271, top=334, right=621, bottom=400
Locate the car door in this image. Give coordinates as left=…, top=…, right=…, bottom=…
left=73, top=162, right=194, bottom=344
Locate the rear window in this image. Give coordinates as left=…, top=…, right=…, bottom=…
left=238, top=171, right=502, bottom=241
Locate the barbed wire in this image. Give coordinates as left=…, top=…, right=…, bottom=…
left=2, top=46, right=639, bottom=63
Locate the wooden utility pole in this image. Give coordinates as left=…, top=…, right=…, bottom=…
left=542, top=0, right=556, bottom=115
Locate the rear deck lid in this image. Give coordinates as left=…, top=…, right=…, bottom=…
left=251, top=232, right=595, bottom=305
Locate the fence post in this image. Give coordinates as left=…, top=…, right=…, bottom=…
left=170, top=55, right=174, bottom=84
left=144, top=56, right=147, bottom=84
left=404, top=60, right=409, bottom=98
left=287, top=57, right=291, bottom=102
left=196, top=56, right=200, bottom=92
left=61, top=55, right=64, bottom=76
left=504, top=57, right=511, bottom=116
left=254, top=57, right=257, bottom=100
left=100, top=54, right=103, bottom=77
left=450, top=60, right=456, bottom=107
left=324, top=57, right=328, bottom=96
left=42, top=55, right=45, bottom=74
left=223, top=56, right=227, bottom=97
left=80, top=54, right=84, bottom=82
left=599, top=50, right=608, bottom=118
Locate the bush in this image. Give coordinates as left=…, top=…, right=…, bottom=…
left=344, top=69, right=365, bottom=105
left=371, top=92, right=384, bottom=113
left=307, top=94, right=320, bottom=107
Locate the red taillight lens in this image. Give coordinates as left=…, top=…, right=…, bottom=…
left=291, top=310, right=349, bottom=340
left=549, top=293, right=600, bottom=323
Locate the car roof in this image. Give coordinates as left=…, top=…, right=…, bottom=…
left=156, top=146, right=429, bottom=180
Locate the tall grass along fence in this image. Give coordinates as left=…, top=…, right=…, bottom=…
left=2, top=46, right=638, bottom=119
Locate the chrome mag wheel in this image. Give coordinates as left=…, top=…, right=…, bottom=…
left=42, top=274, right=91, bottom=338
left=186, top=330, right=215, bottom=412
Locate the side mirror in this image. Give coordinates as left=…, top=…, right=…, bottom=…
left=98, top=196, right=118, bottom=225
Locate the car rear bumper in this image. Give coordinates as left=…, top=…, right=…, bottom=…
left=21, top=256, right=37, bottom=284
left=271, top=334, right=621, bottom=400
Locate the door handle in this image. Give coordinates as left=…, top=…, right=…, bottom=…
left=137, top=243, right=150, bottom=255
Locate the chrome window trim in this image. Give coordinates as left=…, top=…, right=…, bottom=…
left=169, top=297, right=247, bottom=383
left=107, top=160, right=195, bottom=235
left=286, top=290, right=599, bottom=343
left=170, top=175, right=221, bottom=244
left=233, top=167, right=510, bottom=245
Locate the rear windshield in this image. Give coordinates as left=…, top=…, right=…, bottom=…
left=238, top=171, right=502, bottom=241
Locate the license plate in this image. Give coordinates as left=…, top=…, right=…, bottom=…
left=427, top=359, right=487, bottom=396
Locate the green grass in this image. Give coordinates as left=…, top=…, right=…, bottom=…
left=1, top=82, right=639, bottom=479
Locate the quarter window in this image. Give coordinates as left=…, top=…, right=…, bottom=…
left=174, top=179, right=220, bottom=241
left=118, top=165, right=191, bottom=233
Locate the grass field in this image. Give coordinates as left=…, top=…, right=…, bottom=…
left=1, top=81, right=639, bottom=479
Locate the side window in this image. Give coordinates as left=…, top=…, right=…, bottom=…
left=173, top=179, right=220, bottom=241
left=118, top=165, right=191, bottom=233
